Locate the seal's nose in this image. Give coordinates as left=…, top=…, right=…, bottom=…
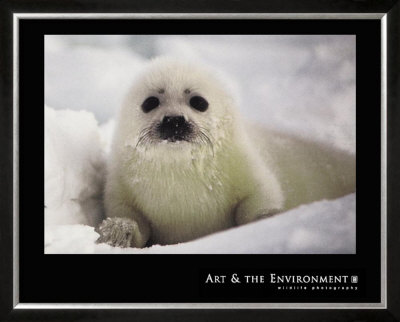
left=158, top=116, right=191, bottom=142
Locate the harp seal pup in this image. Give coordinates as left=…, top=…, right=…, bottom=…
left=97, top=57, right=355, bottom=248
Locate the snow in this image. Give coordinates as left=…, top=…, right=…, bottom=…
left=45, top=194, right=355, bottom=254
left=45, top=106, right=105, bottom=226
left=44, top=35, right=356, bottom=254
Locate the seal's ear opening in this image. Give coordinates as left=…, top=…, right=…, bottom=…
left=189, top=96, right=209, bottom=112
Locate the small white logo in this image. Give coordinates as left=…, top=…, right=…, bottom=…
left=351, top=276, right=358, bottom=283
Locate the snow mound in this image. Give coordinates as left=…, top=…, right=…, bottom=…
left=45, top=106, right=105, bottom=226
left=45, top=194, right=355, bottom=254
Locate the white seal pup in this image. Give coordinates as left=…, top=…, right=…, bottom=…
left=97, top=57, right=355, bottom=248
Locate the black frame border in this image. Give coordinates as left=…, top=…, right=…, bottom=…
left=1, top=1, right=399, bottom=321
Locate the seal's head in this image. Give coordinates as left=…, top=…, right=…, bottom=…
left=117, top=57, right=238, bottom=157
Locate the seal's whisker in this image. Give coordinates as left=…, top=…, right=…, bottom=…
left=136, top=125, right=156, bottom=147
left=136, top=131, right=151, bottom=147
left=197, top=129, right=214, bottom=156
left=198, top=126, right=214, bottom=142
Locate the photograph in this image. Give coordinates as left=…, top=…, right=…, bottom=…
left=44, top=34, right=356, bottom=254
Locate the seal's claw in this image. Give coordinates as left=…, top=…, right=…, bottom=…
left=96, top=217, right=138, bottom=248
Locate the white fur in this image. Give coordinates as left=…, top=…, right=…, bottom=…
left=100, top=58, right=283, bottom=247
left=99, top=57, right=355, bottom=248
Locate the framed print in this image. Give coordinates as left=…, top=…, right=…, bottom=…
left=1, top=1, right=399, bottom=321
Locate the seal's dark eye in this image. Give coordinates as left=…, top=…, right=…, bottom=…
left=141, top=96, right=160, bottom=113
left=189, top=96, right=208, bottom=112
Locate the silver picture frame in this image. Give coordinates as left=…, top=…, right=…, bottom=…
left=1, top=2, right=399, bottom=321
